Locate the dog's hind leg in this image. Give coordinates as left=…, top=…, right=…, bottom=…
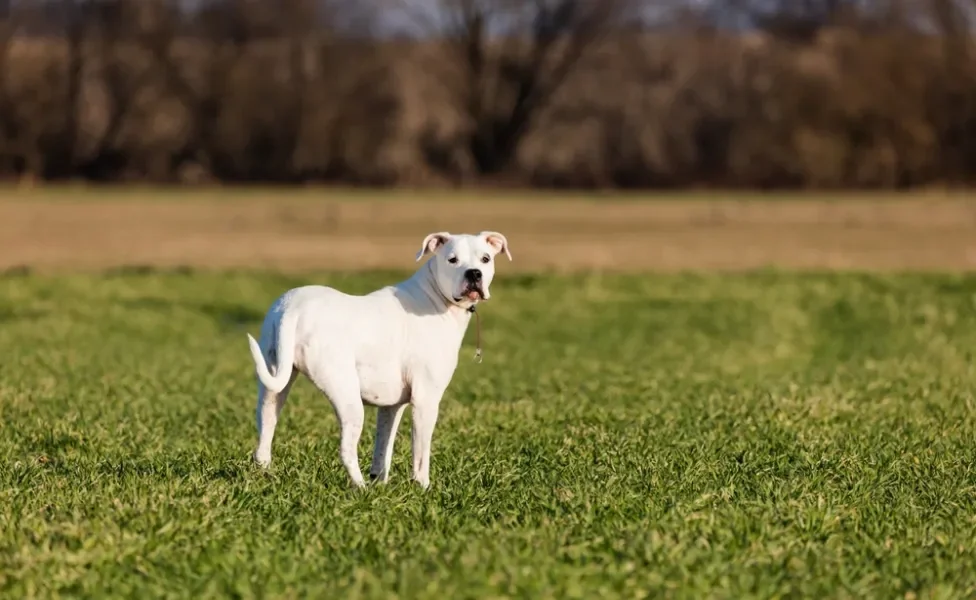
left=253, top=370, right=298, bottom=468
left=370, top=404, right=408, bottom=483
left=307, top=363, right=367, bottom=489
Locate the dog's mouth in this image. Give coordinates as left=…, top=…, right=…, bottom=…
left=454, top=283, right=484, bottom=303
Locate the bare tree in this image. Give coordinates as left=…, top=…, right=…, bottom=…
left=77, top=0, right=157, bottom=179
left=126, top=0, right=396, bottom=182
left=136, top=0, right=253, bottom=180
left=41, top=0, right=87, bottom=178
left=390, top=0, right=639, bottom=177
left=0, top=14, right=31, bottom=180
left=919, top=0, right=976, bottom=181
left=0, top=3, right=18, bottom=176
left=0, top=0, right=90, bottom=179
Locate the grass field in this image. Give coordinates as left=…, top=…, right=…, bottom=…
left=2, top=267, right=976, bottom=598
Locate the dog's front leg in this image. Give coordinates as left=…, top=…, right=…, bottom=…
left=410, top=383, right=446, bottom=490
left=370, top=404, right=408, bottom=483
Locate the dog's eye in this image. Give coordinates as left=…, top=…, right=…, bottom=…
left=447, top=256, right=459, bottom=264
left=480, top=255, right=491, bottom=264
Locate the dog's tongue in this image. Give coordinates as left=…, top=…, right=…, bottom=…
left=465, top=289, right=481, bottom=301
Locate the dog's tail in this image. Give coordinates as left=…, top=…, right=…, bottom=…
left=247, top=313, right=298, bottom=394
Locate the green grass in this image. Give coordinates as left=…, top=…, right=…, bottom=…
left=2, top=269, right=976, bottom=598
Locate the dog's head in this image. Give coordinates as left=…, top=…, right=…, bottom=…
left=416, top=231, right=512, bottom=307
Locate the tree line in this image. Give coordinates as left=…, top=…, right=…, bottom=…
left=2, top=0, right=976, bottom=189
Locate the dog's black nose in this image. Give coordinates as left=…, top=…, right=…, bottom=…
left=465, top=268, right=482, bottom=282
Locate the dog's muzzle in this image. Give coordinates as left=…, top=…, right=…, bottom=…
left=454, top=269, right=485, bottom=302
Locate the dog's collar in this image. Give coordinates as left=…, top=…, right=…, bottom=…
left=450, top=298, right=478, bottom=312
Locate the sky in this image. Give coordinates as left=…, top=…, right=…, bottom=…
left=4, top=0, right=972, bottom=37
left=337, top=0, right=976, bottom=37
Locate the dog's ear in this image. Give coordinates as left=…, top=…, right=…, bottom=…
left=480, top=231, right=512, bottom=261
left=416, top=232, right=452, bottom=261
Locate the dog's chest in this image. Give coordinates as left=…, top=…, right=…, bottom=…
left=351, top=310, right=465, bottom=407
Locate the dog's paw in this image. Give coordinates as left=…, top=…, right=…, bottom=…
left=252, top=452, right=272, bottom=469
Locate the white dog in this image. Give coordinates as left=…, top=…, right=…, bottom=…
left=245, top=231, right=511, bottom=489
